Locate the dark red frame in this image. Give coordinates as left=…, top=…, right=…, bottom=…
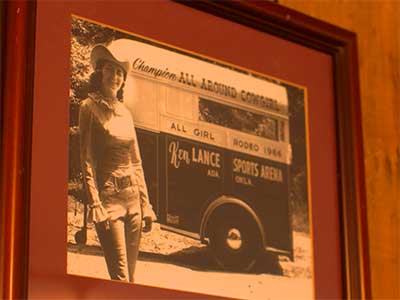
left=1, top=1, right=36, bottom=299
left=0, top=1, right=370, bottom=299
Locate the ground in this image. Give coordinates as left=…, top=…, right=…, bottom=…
left=67, top=197, right=313, bottom=300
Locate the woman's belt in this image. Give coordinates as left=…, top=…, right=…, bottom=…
left=112, top=175, right=133, bottom=191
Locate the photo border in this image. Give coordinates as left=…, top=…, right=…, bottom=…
left=67, top=14, right=313, bottom=298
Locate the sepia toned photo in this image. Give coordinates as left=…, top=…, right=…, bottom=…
left=67, top=15, right=312, bottom=300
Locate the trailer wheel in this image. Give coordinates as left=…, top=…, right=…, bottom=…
left=75, top=229, right=87, bottom=245
left=208, top=208, right=262, bottom=272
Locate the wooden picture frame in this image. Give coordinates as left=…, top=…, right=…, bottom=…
left=1, top=1, right=370, bottom=299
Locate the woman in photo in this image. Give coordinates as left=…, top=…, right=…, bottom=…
left=79, top=41, right=156, bottom=283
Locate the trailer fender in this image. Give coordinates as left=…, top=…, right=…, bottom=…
left=199, top=195, right=266, bottom=248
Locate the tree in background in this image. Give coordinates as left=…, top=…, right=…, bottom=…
left=285, top=84, right=309, bottom=233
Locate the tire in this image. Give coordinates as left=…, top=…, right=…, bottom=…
left=208, top=207, right=262, bottom=272
left=75, top=229, right=87, bottom=245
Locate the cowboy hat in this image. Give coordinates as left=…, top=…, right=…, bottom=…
left=90, top=41, right=131, bottom=75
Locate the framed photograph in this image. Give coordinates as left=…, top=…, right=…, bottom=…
left=1, top=1, right=370, bottom=300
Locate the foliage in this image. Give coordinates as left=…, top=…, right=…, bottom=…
left=285, top=84, right=309, bottom=233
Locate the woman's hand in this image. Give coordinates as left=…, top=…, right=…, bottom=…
left=142, top=216, right=153, bottom=233
left=88, top=202, right=109, bottom=224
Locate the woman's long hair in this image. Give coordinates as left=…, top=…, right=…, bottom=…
left=87, top=59, right=126, bottom=101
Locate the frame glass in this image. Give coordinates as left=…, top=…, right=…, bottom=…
left=0, top=1, right=370, bottom=299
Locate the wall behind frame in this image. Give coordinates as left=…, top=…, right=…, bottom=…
left=280, top=1, right=400, bottom=299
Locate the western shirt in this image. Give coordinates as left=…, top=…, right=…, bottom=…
left=79, top=92, right=156, bottom=221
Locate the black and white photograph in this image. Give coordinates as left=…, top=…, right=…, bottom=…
left=67, top=15, right=312, bottom=300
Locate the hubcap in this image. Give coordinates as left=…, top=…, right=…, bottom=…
left=226, top=228, right=242, bottom=250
